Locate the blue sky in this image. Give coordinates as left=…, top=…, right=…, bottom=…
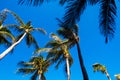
left=0, top=0, right=120, bottom=80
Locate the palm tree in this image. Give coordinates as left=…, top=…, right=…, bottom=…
left=0, top=9, right=46, bottom=60
left=92, top=63, right=111, bottom=80
left=57, top=19, right=89, bottom=80
left=35, top=33, right=73, bottom=80
left=61, top=0, right=117, bottom=43
left=17, top=55, right=51, bottom=80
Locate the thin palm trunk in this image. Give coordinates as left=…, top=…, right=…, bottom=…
left=0, top=32, right=27, bottom=60
left=72, top=32, right=89, bottom=80
left=66, top=57, right=70, bottom=80
left=105, top=71, right=111, bottom=80
left=76, top=42, right=89, bottom=80
left=38, top=74, right=41, bottom=80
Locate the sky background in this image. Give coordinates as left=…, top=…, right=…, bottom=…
left=0, top=0, right=120, bottom=80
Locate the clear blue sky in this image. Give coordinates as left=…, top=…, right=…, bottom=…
left=0, top=0, right=120, bottom=80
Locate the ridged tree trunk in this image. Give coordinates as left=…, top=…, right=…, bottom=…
left=76, top=42, right=89, bottom=80
left=66, top=57, right=70, bottom=80
left=0, top=32, right=27, bottom=60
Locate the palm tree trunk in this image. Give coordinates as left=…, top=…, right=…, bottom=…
left=105, top=71, right=111, bottom=80
left=66, top=57, right=70, bottom=80
left=76, top=42, right=89, bottom=80
left=38, top=74, right=41, bottom=80
left=0, top=32, right=27, bottom=60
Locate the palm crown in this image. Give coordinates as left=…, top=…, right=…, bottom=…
left=35, top=33, right=73, bottom=80
left=17, top=55, right=51, bottom=80
left=0, top=9, right=46, bottom=60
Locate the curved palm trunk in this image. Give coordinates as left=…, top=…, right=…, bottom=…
left=105, top=71, right=111, bottom=80
left=66, top=57, right=70, bottom=80
left=76, top=42, right=89, bottom=80
left=0, top=32, right=27, bottom=60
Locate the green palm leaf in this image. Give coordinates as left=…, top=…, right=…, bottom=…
left=92, top=63, right=106, bottom=73
left=3, top=9, right=24, bottom=26
left=17, top=56, right=51, bottom=80
left=26, top=33, right=39, bottom=49
left=63, top=0, right=87, bottom=27
left=17, top=68, right=36, bottom=74
left=99, top=0, right=116, bottom=43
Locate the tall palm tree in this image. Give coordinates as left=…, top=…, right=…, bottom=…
left=92, top=63, right=111, bottom=80
left=17, top=55, right=51, bottom=80
left=35, top=33, right=73, bottom=80
left=57, top=19, right=89, bottom=80
left=0, top=9, right=46, bottom=60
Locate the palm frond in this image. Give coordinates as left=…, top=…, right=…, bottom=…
left=0, top=9, right=7, bottom=24
left=18, top=61, right=34, bottom=67
left=0, top=31, right=15, bottom=42
left=55, top=55, right=65, bottom=69
left=99, top=0, right=116, bottom=43
left=18, top=0, right=45, bottom=6
left=16, top=33, right=24, bottom=42
left=68, top=54, right=73, bottom=67
left=88, top=0, right=100, bottom=5
left=0, top=35, right=11, bottom=46
left=59, top=0, right=68, bottom=5
left=34, top=48, right=52, bottom=54
left=50, top=33, right=62, bottom=42
left=33, top=28, right=47, bottom=35
left=57, top=18, right=79, bottom=43
left=63, top=0, right=87, bottom=27
left=17, top=68, right=36, bottom=74
left=4, top=24, right=23, bottom=32
left=26, top=33, right=39, bottom=49
left=45, top=40, right=61, bottom=47
left=3, top=9, right=24, bottom=26
left=30, top=71, right=38, bottom=80
left=92, top=63, right=106, bottom=73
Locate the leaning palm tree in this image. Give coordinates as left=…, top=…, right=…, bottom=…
left=17, top=55, right=51, bottom=80
left=92, top=63, right=111, bottom=80
left=0, top=9, right=46, bottom=60
left=35, top=33, right=73, bottom=80
left=57, top=19, right=89, bottom=80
